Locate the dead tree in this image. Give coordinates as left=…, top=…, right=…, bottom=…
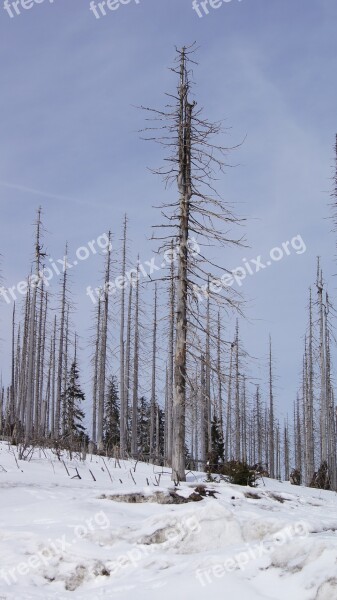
left=119, top=216, right=127, bottom=456
left=131, top=262, right=140, bottom=456
left=165, top=243, right=175, bottom=466
left=92, top=293, right=102, bottom=444
left=268, top=335, right=275, bottom=478
left=142, top=45, right=242, bottom=481
left=149, top=284, right=157, bottom=459
left=25, top=208, right=44, bottom=442
left=97, top=232, right=111, bottom=451
left=54, top=246, right=68, bottom=439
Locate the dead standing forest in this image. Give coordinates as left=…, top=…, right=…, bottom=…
left=0, top=47, right=337, bottom=491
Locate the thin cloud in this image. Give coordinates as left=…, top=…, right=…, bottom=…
left=0, top=180, right=103, bottom=209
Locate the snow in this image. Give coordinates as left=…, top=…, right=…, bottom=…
left=0, top=442, right=336, bottom=599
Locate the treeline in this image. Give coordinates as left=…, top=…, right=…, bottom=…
left=0, top=207, right=336, bottom=490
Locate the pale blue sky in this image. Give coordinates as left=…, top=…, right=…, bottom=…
left=0, top=0, right=336, bottom=420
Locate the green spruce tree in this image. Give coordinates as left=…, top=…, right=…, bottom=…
left=63, top=359, right=86, bottom=445
left=208, top=415, right=225, bottom=471
left=137, top=396, right=151, bottom=457
left=103, top=376, right=120, bottom=452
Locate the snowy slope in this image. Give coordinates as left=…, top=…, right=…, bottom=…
left=0, top=442, right=336, bottom=600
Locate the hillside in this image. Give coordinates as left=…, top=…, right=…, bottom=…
left=0, top=443, right=336, bottom=600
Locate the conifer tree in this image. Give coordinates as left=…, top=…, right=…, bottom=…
left=137, top=396, right=151, bottom=456
left=208, top=414, right=224, bottom=470
left=103, top=375, right=120, bottom=451
left=63, top=358, right=86, bottom=445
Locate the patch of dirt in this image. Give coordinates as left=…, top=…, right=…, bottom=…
left=244, top=491, right=262, bottom=500
left=100, top=486, right=217, bottom=504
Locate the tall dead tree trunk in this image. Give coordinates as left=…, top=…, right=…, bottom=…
left=166, top=245, right=175, bottom=466
left=50, top=315, right=57, bottom=439
left=268, top=335, right=275, bottom=478
left=120, top=216, right=127, bottom=456
left=317, top=260, right=327, bottom=463
left=144, top=46, right=242, bottom=480
left=34, top=277, right=44, bottom=437
left=205, top=283, right=212, bottom=455
left=200, top=353, right=207, bottom=467
left=125, top=275, right=133, bottom=452
left=241, top=375, right=247, bottom=463
left=25, top=209, right=43, bottom=442
left=217, top=311, right=223, bottom=432
left=10, top=303, right=16, bottom=428
left=150, top=284, right=157, bottom=460
left=55, top=247, right=67, bottom=439
left=131, top=263, right=140, bottom=457
left=97, top=233, right=111, bottom=451
left=284, top=421, right=290, bottom=481
left=170, top=49, right=193, bottom=482
left=234, top=321, right=240, bottom=461
left=62, top=304, right=70, bottom=436
left=306, top=288, right=315, bottom=482
left=255, top=385, right=263, bottom=466
left=225, top=342, right=234, bottom=461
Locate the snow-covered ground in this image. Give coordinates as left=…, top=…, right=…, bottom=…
left=0, top=442, right=336, bottom=600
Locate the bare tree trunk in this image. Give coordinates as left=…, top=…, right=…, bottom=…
left=19, top=287, right=30, bottom=426
left=235, top=321, right=240, bottom=461
left=156, top=404, right=160, bottom=461
left=225, top=343, right=234, bottom=461
left=0, top=377, right=3, bottom=434
left=25, top=209, right=43, bottom=442
left=55, top=248, right=67, bottom=439
left=97, top=233, right=111, bottom=451
left=150, top=284, right=157, bottom=460
left=166, top=246, right=175, bottom=466
left=34, top=278, right=44, bottom=437
left=171, top=49, right=193, bottom=482
left=44, top=336, right=53, bottom=436
left=125, top=275, right=133, bottom=452
left=120, top=216, right=127, bottom=456
left=255, top=385, right=262, bottom=465
left=241, top=376, right=247, bottom=463
left=14, top=324, right=21, bottom=434
left=284, top=421, right=290, bottom=481
left=268, top=335, right=275, bottom=478
left=62, top=304, right=70, bottom=436
left=325, top=294, right=337, bottom=489
left=50, top=316, right=57, bottom=439
left=131, top=264, right=140, bottom=457
left=199, top=354, right=207, bottom=467
left=317, top=260, right=327, bottom=463
left=10, top=304, right=16, bottom=427
left=217, top=311, right=223, bottom=432
left=295, top=394, right=302, bottom=476
left=205, top=284, right=212, bottom=455
left=275, top=422, right=281, bottom=480
left=306, top=288, right=315, bottom=482
left=145, top=47, right=242, bottom=480
left=39, top=290, right=48, bottom=431
left=92, top=294, right=101, bottom=444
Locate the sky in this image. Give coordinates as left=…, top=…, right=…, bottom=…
left=0, top=0, right=336, bottom=422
